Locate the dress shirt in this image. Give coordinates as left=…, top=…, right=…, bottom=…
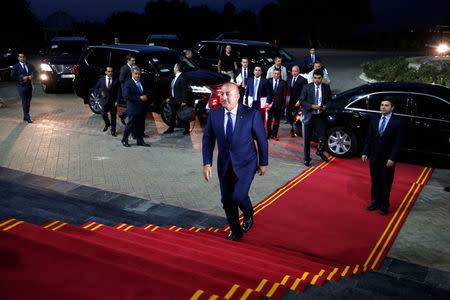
left=105, top=76, right=112, bottom=89
left=132, top=78, right=143, bottom=94
left=253, top=77, right=261, bottom=102
left=20, top=62, right=28, bottom=73
left=378, top=112, right=392, bottom=134
left=171, top=73, right=181, bottom=97
left=223, top=104, right=238, bottom=135
left=313, top=84, right=322, bottom=114
left=307, top=68, right=331, bottom=84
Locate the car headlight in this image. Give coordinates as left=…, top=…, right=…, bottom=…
left=190, top=85, right=211, bottom=93
left=40, top=63, right=53, bottom=72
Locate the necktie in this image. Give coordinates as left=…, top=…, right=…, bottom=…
left=136, top=81, right=143, bottom=94
left=274, top=80, right=278, bottom=92
left=243, top=68, right=247, bottom=85
left=291, top=77, right=296, bottom=87
left=315, top=86, right=319, bottom=105
left=22, top=63, right=28, bottom=75
left=226, top=111, right=233, bottom=145
left=379, top=116, right=386, bottom=135
left=107, top=77, right=111, bottom=90
left=253, top=78, right=259, bottom=98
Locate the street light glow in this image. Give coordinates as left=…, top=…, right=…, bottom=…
left=437, top=43, right=449, bottom=54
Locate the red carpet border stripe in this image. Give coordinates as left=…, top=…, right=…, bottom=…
left=362, top=166, right=432, bottom=271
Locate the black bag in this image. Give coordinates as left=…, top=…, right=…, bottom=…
left=176, top=106, right=195, bottom=122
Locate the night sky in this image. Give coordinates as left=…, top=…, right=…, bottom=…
left=29, top=0, right=449, bottom=31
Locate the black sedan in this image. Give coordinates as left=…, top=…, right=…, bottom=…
left=324, top=82, right=449, bottom=160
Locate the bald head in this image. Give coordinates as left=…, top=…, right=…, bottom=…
left=291, top=65, right=300, bottom=77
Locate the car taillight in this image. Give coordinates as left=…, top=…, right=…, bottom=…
left=216, top=88, right=222, bottom=97
left=73, top=65, right=77, bottom=73
left=211, top=98, right=219, bottom=107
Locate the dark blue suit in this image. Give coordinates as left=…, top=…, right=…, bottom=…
left=244, top=76, right=272, bottom=122
left=93, top=76, right=121, bottom=131
left=304, top=53, right=321, bottom=70
left=11, top=62, right=36, bottom=120
left=362, top=114, right=404, bottom=211
left=202, top=103, right=268, bottom=234
left=122, top=79, right=149, bottom=143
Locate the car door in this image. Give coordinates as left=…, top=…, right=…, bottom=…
left=76, top=48, right=110, bottom=100
left=196, top=43, right=219, bottom=71
left=109, top=49, right=128, bottom=105
left=410, top=93, right=450, bottom=156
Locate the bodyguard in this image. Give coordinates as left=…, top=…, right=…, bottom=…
left=11, top=53, right=36, bottom=123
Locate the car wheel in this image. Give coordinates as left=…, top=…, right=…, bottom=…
left=326, top=126, right=357, bottom=158
left=41, top=83, right=53, bottom=93
left=160, top=101, right=173, bottom=126
left=88, top=90, right=102, bottom=114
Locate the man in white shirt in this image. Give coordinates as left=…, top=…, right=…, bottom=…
left=266, top=56, right=287, bottom=81
left=307, top=62, right=331, bottom=85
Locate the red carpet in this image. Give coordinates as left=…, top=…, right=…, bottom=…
left=225, top=157, right=433, bottom=272
left=0, top=157, right=432, bottom=299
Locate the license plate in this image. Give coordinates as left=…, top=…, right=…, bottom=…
left=61, top=74, right=75, bottom=78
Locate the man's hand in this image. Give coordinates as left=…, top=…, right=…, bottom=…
left=257, top=166, right=267, bottom=176
left=321, top=105, right=327, bottom=111
left=165, top=98, right=170, bottom=103
left=311, top=104, right=321, bottom=110
left=295, top=101, right=300, bottom=107
left=140, top=95, right=148, bottom=101
left=101, top=91, right=106, bottom=98
left=203, top=165, right=212, bottom=182
left=22, top=75, right=28, bottom=82
left=181, top=102, right=187, bottom=107
left=362, top=155, right=368, bottom=163
left=264, top=103, right=270, bottom=108
left=386, top=160, right=394, bottom=168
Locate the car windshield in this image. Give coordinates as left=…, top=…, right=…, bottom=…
left=49, top=42, right=86, bottom=57
left=148, top=40, right=181, bottom=49
left=255, top=47, right=293, bottom=62
left=148, top=52, right=197, bottom=73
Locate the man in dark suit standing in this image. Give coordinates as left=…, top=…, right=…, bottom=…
left=299, top=68, right=331, bottom=166
left=10, top=53, right=36, bottom=123
left=203, top=82, right=268, bottom=241
left=121, top=67, right=150, bottom=147
left=362, top=98, right=404, bottom=215
left=267, top=69, right=287, bottom=140
left=164, top=63, right=191, bottom=135
left=244, top=65, right=272, bottom=122
left=304, top=48, right=321, bottom=72
left=118, top=54, right=135, bottom=125
left=93, top=66, right=121, bottom=136
left=286, top=65, right=307, bottom=137
left=235, top=57, right=253, bottom=102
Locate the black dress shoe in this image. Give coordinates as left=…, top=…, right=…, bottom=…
left=318, top=153, right=329, bottom=162
left=111, top=130, right=116, bottom=137
left=121, top=140, right=130, bottom=147
left=291, top=132, right=297, bottom=137
left=367, top=205, right=378, bottom=211
left=225, top=231, right=243, bottom=241
left=380, top=209, right=388, bottom=215
left=164, top=128, right=175, bottom=134
left=103, top=125, right=110, bottom=132
left=242, top=217, right=253, bottom=233
left=119, top=115, right=126, bottom=125
left=25, top=119, right=33, bottom=123
left=182, top=130, right=190, bottom=136
left=304, top=160, right=311, bottom=167
left=137, top=142, right=150, bottom=147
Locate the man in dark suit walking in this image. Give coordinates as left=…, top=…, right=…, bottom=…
left=10, top=53, right=36, bottom=123
left=362, top=98, right=404, bottom=215
left=267, top=69, right=287, bottom=140
left=164, top=63, right=191, bottom=135
left=235, top=57, right=253, bottom=102
left=304, top=48, right=321, bottom=72
left=93, top=66, right=121, bottom=136
left=244, top=65, right=272, bottom=122
left=299, top=68, right=331, bottom=166
left=203, top=83, right=268, bottom=241
left=118, top=54, right=135, bottom=125
left=121, top=67, right=150, bottom=147
left=286, top=65, right=307, bottom=137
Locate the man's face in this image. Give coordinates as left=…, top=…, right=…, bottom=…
left=291, top=66, right=299, bottom=77
left=225, top=45, right=231, bottom=53
left=380, top=101, right=394, bottom=115
left=310, top=48, right=315, bottom=55
left=185, top=50, right=193, bottom=59
left=254, top=67, right=262, bottom=78
left=114, top=37, right=119, bottom=43
left=173, top=64, right=178, bottom=73
left=273, top=70, right=281, bottom=80
left=313, top=63, right=322, bottom=70
left=241, top=59, right=248, bottom=68
left=132, top=70, right=141, bottom=81
left=18, top=54, right=26, bottom=63
left=221, top=84, right=239, bottom=111
left=105, top=67, right=113, bottom=77
left=128, top=57, right=136, bottom=66
left=275, top=58, right=282, bottom=67
left=313, top=74, right=323, bottom=85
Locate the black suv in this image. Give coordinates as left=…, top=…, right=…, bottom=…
left=194, top=40, right=305, bottom=74
left=39, top=36, right=88, bottom=92
left=73, top=44, right=227, bottom=122
left=324, top=82, right=450, bottom=160
left=145, top=34, right=183, bottom=50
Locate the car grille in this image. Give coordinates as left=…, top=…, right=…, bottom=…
left=52, top=64, right=73, bottom=74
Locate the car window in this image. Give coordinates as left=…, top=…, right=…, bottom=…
left=147, top=52, right=197, bottom=74
left=49, top=42, right=86, bottom=57
left=110, top=50, right=127, bottom=70
left=85, top=49, right=109, bottom=68
left=368, top=93, right=408, bottom=115
left=198, top=44, right=218, bottom=59
left=348, top=96, right=368, bottom=109
left=414, top=94, right=450, bottom=120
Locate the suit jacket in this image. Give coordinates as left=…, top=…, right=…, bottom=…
left=11, top=62, right=36, bottom=88
left=244, top=76, right=272, bottom=109
left=93, top=76, right=121, bottom=107
left=119, top=64, right=132, bottom=85
left=267, top=78, right=288, bottom=111
left=362, top=114, right=404, bottom=162
left=304, top=53, right=321, bottom=67
left=299, top=83, right=332, bottom=125
left=235, top=66, right=253, bottom=87
left=122, top=79, right=149, bottom=115
left=203, top=103, right=268, bottom=181
left=170, top=73, right=189, bottom=105
left=286, top=75, right=307, bottom=109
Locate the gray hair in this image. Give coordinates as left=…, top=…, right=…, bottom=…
left=131, top=66, right=141, bottom=73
